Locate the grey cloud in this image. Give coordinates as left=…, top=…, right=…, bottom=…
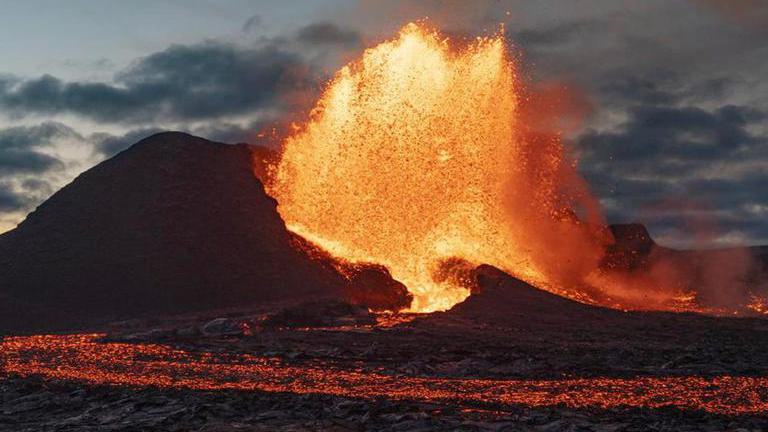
left=600, top=76, right=682, bottom=107
left=579, top=104, right=764, bottom=164
left=0, top=184, right=26, bottom=212
left=682, top=172, right=768, bottom=211
left=93, top=119, right=282, bottom=158
left=577, top=100, right=768, bottom=245
left=242, top=14, right=262, bottom=33
left=693, top=0, right=768, bottom=31
left=0, top=75, right=17, bottom=93
left=20, top=178, right=55, bottom=195
left=0, top=41, right=311, bottom=123
left=0, top=121, right=81, bottom=148
left=0, top=22, right=368, bottom=124
left=600, top=74, right=740, bottom=109
left=542, top=2, right=768, bottom=245
left=296, top=22, right=362, bottom=47
left=60, top=57, right=116, bottom=72
left=92, top=127, right=166, bottom=158
left=511, top=20, right=596, bottom=49
left=0, top=122, right=73, bottom=214
left=498, top=1, right=767, bottom=116
left=1, top=5, right=767, bottom=246
left=0, top=122, right=72, bottom=175
left=0, top=151, right=61, bottom=175
left=191, top=121, right=267, bottom=145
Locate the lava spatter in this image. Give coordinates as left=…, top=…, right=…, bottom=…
left=271, top=23, right=613, bottom=312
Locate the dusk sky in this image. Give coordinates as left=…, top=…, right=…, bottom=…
left=0, top=0, right=766, bottom=247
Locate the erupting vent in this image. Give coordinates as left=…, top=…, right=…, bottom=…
left=270, top=23, right=612, bottom=312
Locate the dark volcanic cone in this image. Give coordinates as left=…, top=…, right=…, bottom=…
left=446, top=265, right=622, bottom=326
left=0, top=132, right=353, bottom=333
left=342, top=263, right=412, bottom=311
left=602, top=223, right=657, bottom=271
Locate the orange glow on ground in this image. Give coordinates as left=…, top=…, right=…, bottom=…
left=3, top=334, right=768, bottom=416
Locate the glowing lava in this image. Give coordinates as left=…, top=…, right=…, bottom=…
left=271, top=23, right=609, bottom=312
left=3, top=334, right=768, bottom=416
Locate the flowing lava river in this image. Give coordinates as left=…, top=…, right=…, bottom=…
left=2, top=334, right=767, bottom=416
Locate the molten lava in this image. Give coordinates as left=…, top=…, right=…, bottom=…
left=271, top=23, right=610, bottom=312
left=4, top=334, right=768, bottom=416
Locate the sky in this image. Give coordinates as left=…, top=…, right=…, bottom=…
left=0, top=0, right=766, bottom=247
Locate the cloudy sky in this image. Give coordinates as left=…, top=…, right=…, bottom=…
left=0, top=0, right=766, bottom=247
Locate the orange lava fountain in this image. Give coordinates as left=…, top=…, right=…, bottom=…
left=271, top=23, right=611, bottom=312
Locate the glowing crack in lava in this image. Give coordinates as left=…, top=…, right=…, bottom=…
left=271, top=23, right=611, bottom=312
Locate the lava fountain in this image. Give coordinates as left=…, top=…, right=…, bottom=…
left=271, top=23, right=614, bottom=312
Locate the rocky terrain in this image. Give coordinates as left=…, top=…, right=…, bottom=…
left=4, top=375, right=766, bottom=432
left=94, top=266, right=768, bottom=380
left=3, top=267, right=768, bottom=431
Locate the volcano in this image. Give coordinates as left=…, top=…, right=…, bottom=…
left=0, top=132, right=358, bottom=333
left=3, top=15, right=768, bottom=431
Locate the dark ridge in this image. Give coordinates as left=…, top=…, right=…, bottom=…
left=602, top=223, right=657, bottom=271
left=248, top=143, right=280, bottom=184
left=342, top=263, right=413, bottom=311
left=446, top=264, right=621, bottom=325
left=286, top=234, right=414, bottom=312
left=0, top=132, right=347, bottom=333
left=609, top=223, right=655, bottom=251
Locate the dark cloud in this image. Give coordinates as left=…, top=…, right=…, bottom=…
left=0, top=123, right=70, bottom=175
left=0, top=123, right=74, bottom=216
left=577, top=99, right=768, bottom=244
left=0, top=121, right=80, bottom=148
left=693, top=0, right=768, bottom=31
left=580, top=104, right=764, bottom=163
left=0, top=151, right=61, bottom=176
left=641, top=173, right=768, bottom=244
left=92, top=119, right=283, bottom=158
left=296, top=22, right=362, bottom=47
left=0, top=7, right=766, bottom=246
left=600, top=76, right=681, bottom=107
left=191, top=121, right=268, bottom=145
left=0, top=75, right=17, bottom=93
left=20, top=178, right=55, bottom=195
left=92, top=127, right=166, bottom=157
left=0, top=41, right=311, bottom=123
left=511, top=20, right=596, bottom=49
left=59, top=57, right=115, bottom=72
left=0, top=21, right=371, bottom=125
left=242, top=14, right=262, bottom=33
left=681, top=172, right=768, bottom=213
left=599, top=74, right=740, bottom=109
left=519, top=2, right=766, bottom=244
left=0, top=184, right=26, bottom=212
